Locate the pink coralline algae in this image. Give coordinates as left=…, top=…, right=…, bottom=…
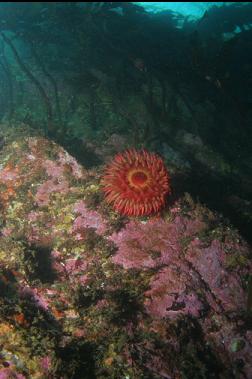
left=33, top=147, right=85, bottom=207
left=110, top=205, right=252, bottom=377
left=26, top=211, right=54, bottom=245
left=42, top=159, right=65, bottom=178
left=186, top=239, right=247, bottom=313
left=0, top=165, right=20, bottom=182
left=58, top=150, right=84, bottom=179
left=19, top=286, right=50, bottom=311
left=1, top=227, right=14, bottom=237
left=110, top=210, right=251, bottom=323
left=110, top=215, right=206, bottom=269
left=1, top=135, right=252, bottom=378
left=27, top=210, right=42, bottom=222
left=17, top=275, right=74, bottom=319
left=109, top=214, right=209, bottom=319
left=40, top=356, right=52, bottom=375
left=35, top=158, right=71, bottom=206
left=72, top=200, right=108, bottom=236
left=27, top=137, right=85, bottom=180
left=0, top=369, right=26, bottom=379
left=42, top=153, right=84, bottom=180
left=35, top=178, right=69, bottom=206
left=145, top=264, right=204, bottom=319
left=51, top=249, right=90, bottom=286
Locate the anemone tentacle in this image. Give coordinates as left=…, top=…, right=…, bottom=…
left=101, top=149, right=171, bottom=216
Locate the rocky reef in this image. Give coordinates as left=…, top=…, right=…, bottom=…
left=0, top=134, right=251, bottom=378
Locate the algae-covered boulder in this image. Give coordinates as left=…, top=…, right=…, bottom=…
left=0, top=136, right=251, bottom=379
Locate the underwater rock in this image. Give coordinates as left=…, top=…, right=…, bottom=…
left=110, top=215, right=206, bottom=269
left=161, top=142, right=191, bottom=174
left=175, top=129, right=232, bottom=175
left=85, top=133, right=128, bottom=162
left=0, top=136, right=5, bottom=151
left=72, top=200, right=108, bottom=236
left=179, top=130, right=204, bottom=150
left=0, top=136, right=251, bottom=378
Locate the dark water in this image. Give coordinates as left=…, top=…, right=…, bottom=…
left=0, top=3, right=251, bottom=378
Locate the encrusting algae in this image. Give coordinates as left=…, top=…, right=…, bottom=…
left=0, top=135, right=251, bottom=378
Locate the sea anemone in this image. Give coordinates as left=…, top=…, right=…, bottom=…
left=101, top=149, right=171, bottom=216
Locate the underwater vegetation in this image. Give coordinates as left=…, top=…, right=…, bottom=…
left=0, top=133, right=251, bottom=378
left=101, top=149, right=171, bottom=216
left=0, top=2, right=251, bottom=239
left=0, top=2, right=251, bottom=378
